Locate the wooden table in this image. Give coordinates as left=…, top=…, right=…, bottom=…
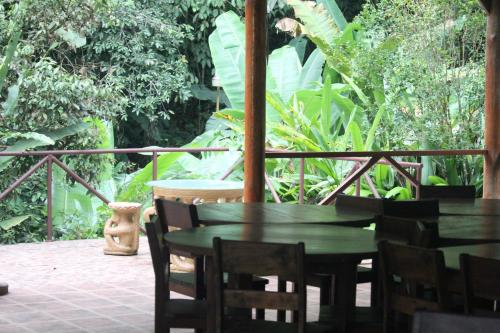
left=165, top=224, right=378, bottom=333
left=441, top=243, right=500, bottom=271
left=439, top=243, right=500, bottom=293
left=422, top=215, right=500, bottom=243
left=196, top=202, right=375, bottom=227
left=147, top=179, right=243, bottom=203
left=439, top=199, right=500, bottom=216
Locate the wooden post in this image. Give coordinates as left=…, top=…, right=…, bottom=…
left=482, top=0, right=500, bottom=198
left=243, top=0, right=267, bottom=202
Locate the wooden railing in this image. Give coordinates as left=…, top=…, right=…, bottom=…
left=0, top=148, right=487, bottom=240
left=264, top=149, right=487, bottom=204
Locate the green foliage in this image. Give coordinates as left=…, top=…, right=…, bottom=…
left=355, top=0, right=486, bottom=185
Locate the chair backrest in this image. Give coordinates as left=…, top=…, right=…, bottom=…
left=378, top=241, right=449, bottom=318
left=382, top=199, right=440, bottom=218
left=155, top=198, right=200, bottom=232
left=145, top=219, right=170, bottom=333
left=213, top=238, right=306, bottom=333
left=375, top=216, right=435, bottom=247
left=412, top=311, right=500, bottom=333
left=460, top=254, right=500, bottom=315
left=335, top=194, right=384, bottom=214
left=420, top=185, right=476, bottom=199
left=145, top=219, right=169, bottom=293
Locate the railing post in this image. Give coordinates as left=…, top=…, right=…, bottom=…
left=152, top=152, right=158, bottom=203
left=47, top=155, right=53, bottom=242
left=355, top=162, right=361, bottom=196
left=152, top=152, right=158, bottom=180
left=299, top=158, right=305, bottom=204
left=415, top=165, right=422, bottom=199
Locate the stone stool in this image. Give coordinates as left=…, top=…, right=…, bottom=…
left=104, top=202, right=142, bottom=256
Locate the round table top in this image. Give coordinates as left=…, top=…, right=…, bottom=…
left=439, top=199, right=500, bottom=216
left=196, top=203, right=375, bottom=227
left=147, top=179, right=244, bottom=190
left=440, top=243, right=500, bottom=270
left=427, top=215, right=500, bottom=241
left=164, top=224, right=378, bottom=261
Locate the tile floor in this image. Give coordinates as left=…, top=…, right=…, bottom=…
left=0, top=237, right=371, bottom=333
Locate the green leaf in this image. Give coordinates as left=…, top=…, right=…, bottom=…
left=0, top=122, right=89, bottom=171
left=428, top=175, right=448, bottom=186
left=289, top=36, right=308, bottom=63
left=2, top=81, right=20, bottom=115
left=299, top=49, right=325, bottom=90
left=364, top=106, right=385, bottom=150
left=55, top=27, right=87, bottom=48
left=288, top=0, right=338, bottom=45
left=208, top=11, right=245, bottom=109
left=266, top=91, right=292, bottom=125
left=445, top=158, right=460, bottom=185
left=316, top=0, right=347, bottom=31
left=347, top=121, right=364, bottom=151
left=0, top=28, right=21, bottom=91
left=340, top=73, right=369, bottom=105
left=320, top=75, right=333, bottom=137
left=385, top=186, right=407, bottom=199
left=268, top=46, right=302, bottom=103
left=0, top=215, right=31, bottom=230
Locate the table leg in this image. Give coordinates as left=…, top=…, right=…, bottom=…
left=332, top=262, right=358, bottom=333
left=205, top=257, right=216, bottom=333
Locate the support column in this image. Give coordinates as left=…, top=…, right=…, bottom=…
left=483, top=0, right=500, bottom=198
left=243, top=0, right=267, bottom=203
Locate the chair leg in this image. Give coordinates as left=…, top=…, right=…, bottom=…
left=277, top=278, right=287, bottom=322
left=319, top=277, right=332, bottom=305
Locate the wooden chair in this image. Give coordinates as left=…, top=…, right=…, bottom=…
left=382, top=199, right=440, bottom=218
left=420, top=185, right=476, bottom=199
left=412, top=311, right=500, bottom=333
left=460, top=254, right=500, bottom=315
left=378, top=241, right=450, bottom=333
left=317, top=217, right=434, bottom=333
left=375, top=215, right=435, bottom=248
left=336, top=194, right=384, bottom=214
left=213, top=237, right=330, bottom=333
left=156, top=199, right=268, bottom=317
left=155, top=198, right=205, bottom=298
left=145, top=220, right=207, bottom=332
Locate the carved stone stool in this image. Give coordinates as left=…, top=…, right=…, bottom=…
left=104, top=202, right=142, bottom=256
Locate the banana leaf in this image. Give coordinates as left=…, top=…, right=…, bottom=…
left=0, top=215, right=31, bottom=231
left=316, top=0, right=347, bottom=31
left=208, top=11, right=245, bottom=110
left=0, top=122, right=89, bottom=172
left=268, top=46, right=302, bottom=103
left=299, top=49, right=325, bottom=90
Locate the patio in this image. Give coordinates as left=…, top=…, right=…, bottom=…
left=0, top=237, right=371, bottom=333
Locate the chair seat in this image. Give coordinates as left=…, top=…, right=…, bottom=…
left=171, top=271, right=269, bottom=287
left=163, top=299, right=207, bottom=328
left=223, top=319, right=331, bottom=333
left=306, top=273, right=331, bottom=287
left=319, top=305, right=382, bottom=333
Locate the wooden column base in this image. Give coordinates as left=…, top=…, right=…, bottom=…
left=0, top=282, right=8, bottom=296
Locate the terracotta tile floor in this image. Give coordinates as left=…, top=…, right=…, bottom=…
left=0, top=237, right=371, bottom=333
